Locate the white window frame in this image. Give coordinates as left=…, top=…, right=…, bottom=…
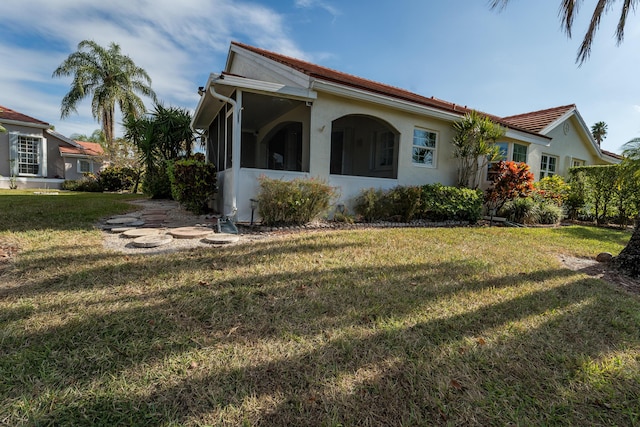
left=571, top=158, right=585, bottom=168
left=412, top=127, right=437, bottom=168
left=9, top=132, right=47, bottom=177
left=512, top=143, right=528, bottom=163
left=77, top=159, right=93, bottom=174
left=371, top=130, right=395, bottom=171
left=540, top=154, right=558, bottom=179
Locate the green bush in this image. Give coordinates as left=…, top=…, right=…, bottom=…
left=167, top=159, right=217, bottom=215
left=354, top=188, right=390, bottom=222
left=354, top=184, right=483, bottom=223
left=257, top=177, right=336, bottom=226
left=537, top=201, right=563, bottom=225
left=143, top=162, right=173, bottom=199
left=387, top=186, right=422, bottom=222
left=61, top=174, right=103, bottom=192
left=499, top=197, right=538, bottom=224
left=98, top=166, right=137, bottom=192
left=421, top=183, right=483, bottom=222
left=500, top=197, right=563, bottom=225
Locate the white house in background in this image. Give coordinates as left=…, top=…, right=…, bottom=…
left=0, top=105, right=105, bottom=189
left=191, top=42, right=621, bottom=222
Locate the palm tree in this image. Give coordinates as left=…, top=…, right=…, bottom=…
left=53, top=40, right=157, bottom=160
left=612, top=137, right=640, bottom=277
left=451, top=111, right=505, bottom=189
left=491, top=0, right=638, bottom=64
left=591, top=121, right=608, bottom=146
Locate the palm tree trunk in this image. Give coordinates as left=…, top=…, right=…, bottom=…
left=612, top=214, right=640, bottom=277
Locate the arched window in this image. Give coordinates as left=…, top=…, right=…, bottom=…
left=330, top=115, right=398, bottom=179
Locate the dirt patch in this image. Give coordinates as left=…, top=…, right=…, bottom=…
left=559, top=254, right=640, bottom=295
left=0, top=240, right=19, bottom=271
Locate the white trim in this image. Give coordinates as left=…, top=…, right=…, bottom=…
left=411, top=127, right=438, bottom=168
left=229, top=44, right=312, bottom=88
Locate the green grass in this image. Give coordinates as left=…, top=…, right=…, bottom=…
left=1, top=190, right=639, bottom=426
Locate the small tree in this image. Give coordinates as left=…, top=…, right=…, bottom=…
left=452, top=111, right=505, bottom=189
left=485, top=160, right=534, bottom=214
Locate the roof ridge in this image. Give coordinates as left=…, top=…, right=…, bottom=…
left=229, top=42, right=548, bottom=139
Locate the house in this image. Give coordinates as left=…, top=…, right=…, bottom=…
left=191, top=42, right=621, bottom=222
left=0, top=105, right=104, bottom=189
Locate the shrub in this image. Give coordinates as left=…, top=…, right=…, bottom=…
left=98, top=166, right=137, bottom=192
left=257, top=177, right=336, bottom=226
left=61, top=174, right=103, bottom=192
left=499, top=197, right=538, bottom=224
left=421, top=183, right=483, bottom=222
left=354, top=184, right=483, bottom=223
left=537, top=201, right=563, bottom=225
left=534, top=175, right=569, bottom=206
left=354, top=188, right=390, bottom=222
left=386, top=186, right=422, bottom=221
left=167, top=159, right=217, bottom=215
left=485, top=161, right=534, bottom=213
left=500, top=197, right=563, bottom=225
left=143, top=162, right=173, bottom=199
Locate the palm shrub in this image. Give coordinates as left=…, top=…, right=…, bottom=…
left=167, top=159, right=217, bottom=214
left=257, top=177, right=336, bottom=226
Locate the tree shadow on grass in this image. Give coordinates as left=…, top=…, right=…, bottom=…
left=15, top=274, right=639, bottom=426
left=3, top=230, right=639, bottom=425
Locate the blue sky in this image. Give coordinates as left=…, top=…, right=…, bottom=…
left=1, top=0, right=639, bottom=154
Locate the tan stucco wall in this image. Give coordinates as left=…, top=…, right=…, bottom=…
left=528, top=116, right=605, bottom=180
left=308, top=93, right=458, bottom=187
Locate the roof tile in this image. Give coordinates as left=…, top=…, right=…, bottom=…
left=0, top=104, right=49, bottom=126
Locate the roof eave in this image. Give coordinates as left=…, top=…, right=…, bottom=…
left=1, top=119, right=49, bottom=130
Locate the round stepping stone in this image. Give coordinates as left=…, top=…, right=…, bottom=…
left=203, top=233, right=240, bottom=244
left=122, top=228, right=164, bottom=238
left=132, top=234, right=173, bottom=248
left=106, top=217, right=140, bottom=225
left=168, top=226, right=214, bottom=239
left=110, top=227, right=136, bottom=234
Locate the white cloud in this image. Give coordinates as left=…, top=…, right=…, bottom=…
left=294, top=0, right=340, bottom=19
left=0, top=0, right=307, bottom=137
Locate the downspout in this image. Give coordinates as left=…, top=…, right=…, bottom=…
left=209, top=83, right=240, bottom=219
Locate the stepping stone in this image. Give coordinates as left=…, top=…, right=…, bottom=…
left=142, top=215, right=167, bottom=221
left=168, top=226, right=214, bottom=239
left=203, top=233, right=240, bottom=244
left=132, top=234, right=173, bottom=248
left=122, top=228, right=164, bottom=238
left=106, top=217, right=140, bottom=225
left=110, top=227, right=136, bottom=234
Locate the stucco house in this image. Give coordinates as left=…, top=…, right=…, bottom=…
left=0, top=105, right=104, bottom=189
left=191, top=42, right=621, bottom=222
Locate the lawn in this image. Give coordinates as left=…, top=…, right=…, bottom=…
left=1, top=190, right=639, bottom=426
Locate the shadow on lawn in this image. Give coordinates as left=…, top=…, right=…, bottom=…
left=2, top=234, right=639, bottom=425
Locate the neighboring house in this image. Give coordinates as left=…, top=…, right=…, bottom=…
left=0, top=105, right=104, bottom=189
left=191, top=42, right=622, bottom=222
left=58, top=139, right=105, bottom=180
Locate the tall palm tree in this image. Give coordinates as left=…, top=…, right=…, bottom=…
left=53, top=40, right=157, bottom=159
left=491, top=0, right=638, bottom=64
left=591, top=121, right=608, bottom=146
left=612, top=138, right=640, bottom=277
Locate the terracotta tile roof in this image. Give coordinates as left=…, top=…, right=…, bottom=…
left=59, top=141, right=104, bottom=156
left=231, top=42, right=544, bottom=138
left=501, top=104, right=576, bottom=133
left=601, top=149, right=623, bottom=160
left=0, top=104, right=49, bottom=126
